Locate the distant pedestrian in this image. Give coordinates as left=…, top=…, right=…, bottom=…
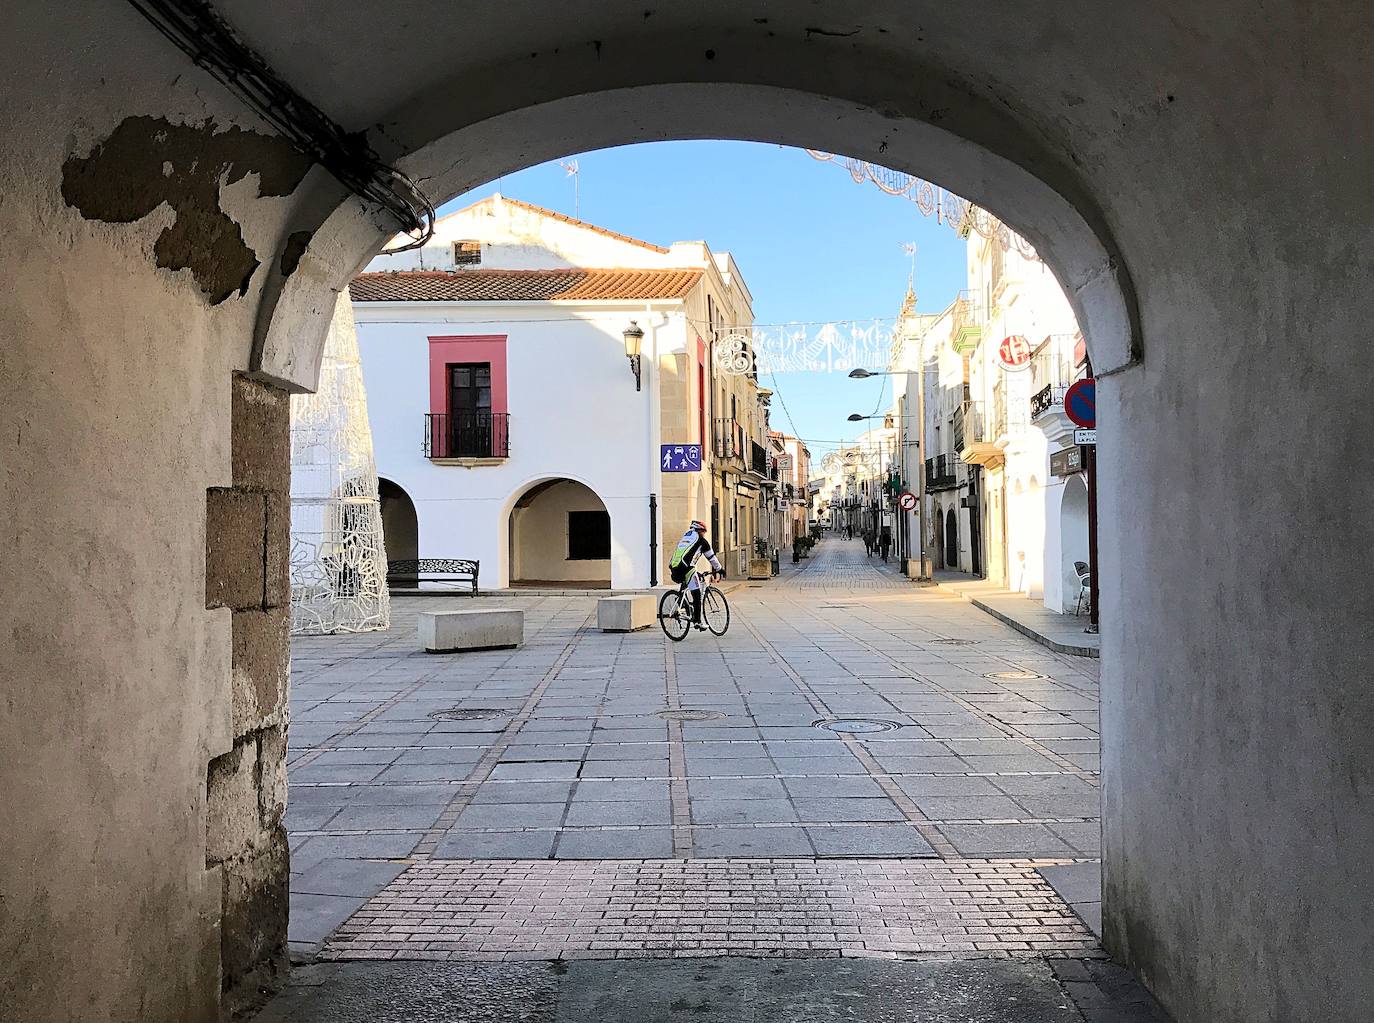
left=863, top=531, right=874, bottom=556
left=880, top=527, right=892, bottom=564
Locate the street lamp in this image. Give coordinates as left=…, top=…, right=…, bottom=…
left=848, top=367, right=930, bottom=581
left=623, top=321, right=644, bottom=391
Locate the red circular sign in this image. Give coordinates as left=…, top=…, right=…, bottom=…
left=898, top=491, right=917, bottom=510
left=1064, top=378, right=1096, bottom=428
left=997, top=334, right=1032, bottom=370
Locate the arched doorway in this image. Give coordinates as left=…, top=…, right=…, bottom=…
left=944, top=507, right=959, bottom=567
left=1060, top=475, right=1090, bottom=613
left=508, top=478, right=611, bottom=588
left=377, top=477, right=418, bottom=583
left=932, top=503, right=946, bottom=569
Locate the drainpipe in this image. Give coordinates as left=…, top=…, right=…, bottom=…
left=643, top=306, right=664, bottom=588
left=649, top=494, right=658, bottom=586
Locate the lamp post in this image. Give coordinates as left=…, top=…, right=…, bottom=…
left=848, top=363, right=930, bottom=581
left=623, top=321, right=644, bottom=391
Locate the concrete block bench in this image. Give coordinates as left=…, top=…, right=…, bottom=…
left=596, top=595, right=656, bottom=632
left=418, top=609, right=523, bottom=652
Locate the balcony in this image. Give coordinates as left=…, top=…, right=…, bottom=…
left=925, top=453, right=960, bottom=491
left=950, top=290, right=983, bottom=353
left=1030, top=383, right=1066, bottom=420
left=955, top=401, right=1001, bottom=466
left=423, top=412, right=509, bottom=460
left=993, top=388, right=1028, bottom=446
left=750, top=441, right=768, bottom=477
left=713, top=418, right=744, bottom=461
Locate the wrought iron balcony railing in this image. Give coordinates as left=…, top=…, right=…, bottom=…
left=954, top=400, right=989, bottom=450
left=1030, top=383, right=1066, bottom=420
left=750, top=441, right=768, bottom=476
left=423, top=412, right=510, bottom=459
left=925, top=454, right=960, bottom=490
left=950, top=289, right=984, bottom=352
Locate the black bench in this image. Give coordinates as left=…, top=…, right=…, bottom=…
left=386, top=558, right=480, bottom=594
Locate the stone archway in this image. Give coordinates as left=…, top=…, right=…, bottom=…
left=377, top=477, right=419, bottom=581
left=1059, top=475, right=1090, bottom=614
left=507, top=478, right=612, bottom=588
left=6, top=6, right=1374, bottom=1023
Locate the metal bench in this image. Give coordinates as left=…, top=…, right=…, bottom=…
left=386, top=558, right=480, bottom=594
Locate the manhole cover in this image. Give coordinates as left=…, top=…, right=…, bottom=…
left=984, top=670, right=1047, bottom=680
left=655, top=709, right=725, bottom=722
left=427, top=707, right=507, bottom=721
left=814, top=717, right=903, bottom=734
left=929, top=638, right=977, bottom=646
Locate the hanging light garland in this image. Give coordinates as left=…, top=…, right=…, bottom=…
left=805, top=151, right=1039, bottom=261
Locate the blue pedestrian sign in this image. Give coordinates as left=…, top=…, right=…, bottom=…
left=661, top=444, right=702, bottom=472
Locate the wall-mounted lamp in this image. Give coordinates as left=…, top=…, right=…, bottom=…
left=623, top=321, right=644, bottom=391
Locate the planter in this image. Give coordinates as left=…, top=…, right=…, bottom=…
left=748, top=558, right=773, bottom=580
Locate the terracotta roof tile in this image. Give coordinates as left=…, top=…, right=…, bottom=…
left=351, top=268, right=702, bottom=303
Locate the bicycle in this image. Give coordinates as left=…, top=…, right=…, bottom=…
left=658, top=571, right=730, bottom=641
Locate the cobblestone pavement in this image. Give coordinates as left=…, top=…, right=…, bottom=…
left=322, top=858, right=1097, bottom=962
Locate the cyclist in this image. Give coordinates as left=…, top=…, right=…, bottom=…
left=669, top=519, right=724, bottom=630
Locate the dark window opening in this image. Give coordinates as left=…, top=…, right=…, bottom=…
left=446, top=362, right=495, bottom=457
left=568, top=510, right=611, bottom=560
left=453, top=240, right=482, bottom=266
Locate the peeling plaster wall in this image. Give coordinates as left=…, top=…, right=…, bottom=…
left=0, top=6, right=308, bottom=1021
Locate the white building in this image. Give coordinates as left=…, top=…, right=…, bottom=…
left=352, top=194, right=757, bottom=589
left=892, top=226, right=1090, bottom=613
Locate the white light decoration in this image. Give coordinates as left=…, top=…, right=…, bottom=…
left=288, top=290, right=390, bottom=634
left=713, top=320, right=898, bottom=376
left=805, top=150, right=1040, bottom=261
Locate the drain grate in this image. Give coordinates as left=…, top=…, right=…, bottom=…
left=428, top=707, right=508, bottom=721
left=655, top=709, right=725, bottom=722
left=984, top=670, right=1047, bottom=680
left=814, top=717, right=903, bottom=734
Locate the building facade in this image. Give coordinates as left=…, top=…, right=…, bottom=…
left=892, top=224, right=1090, bottom=613
left=352, top=195, right=764, bottom=588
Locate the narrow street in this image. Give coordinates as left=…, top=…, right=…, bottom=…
left=267, top=539, right=1160, bottom=1021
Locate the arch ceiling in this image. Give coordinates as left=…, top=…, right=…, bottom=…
left=234, top=14, right=1150, bottom=391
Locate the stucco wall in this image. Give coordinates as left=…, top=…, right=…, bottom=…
left=357, top=306, right=666, bottom=588
left=511, top=479, right=611, bottom=582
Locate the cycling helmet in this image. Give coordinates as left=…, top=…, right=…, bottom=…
left=690, top=519, right=707, bottom=533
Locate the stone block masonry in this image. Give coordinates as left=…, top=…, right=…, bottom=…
left=205, top=375, right=293, bottom=1019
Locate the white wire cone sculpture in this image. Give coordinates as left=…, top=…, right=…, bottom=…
left=288, top=290, right=391, bottom=634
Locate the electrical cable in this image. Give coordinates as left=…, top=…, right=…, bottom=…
left=125, top=0, right=435, bottom=252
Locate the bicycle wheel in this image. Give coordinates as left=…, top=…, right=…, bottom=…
left=702, top=587, right=730, bottom=636
left=658, top=589, right=690, bottom=642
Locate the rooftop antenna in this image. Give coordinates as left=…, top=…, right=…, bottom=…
left=558, top=159, right=580, bottom=219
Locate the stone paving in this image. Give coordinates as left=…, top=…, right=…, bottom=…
left=257, top=957, right=1171, bottom=1023
left=322, top=858, right=1098, bottom=962
left=284, top=538, right=1103, bottom=962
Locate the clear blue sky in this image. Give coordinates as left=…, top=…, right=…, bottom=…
left=443, top=141, right=967, bottom=460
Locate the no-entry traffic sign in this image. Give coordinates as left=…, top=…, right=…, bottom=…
left=898, top=491, right=917, bottom=511
left=1064, top=378, right=1096, bottom=429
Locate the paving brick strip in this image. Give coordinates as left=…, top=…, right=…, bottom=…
left=320, top=857, right=1100, bottom=962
